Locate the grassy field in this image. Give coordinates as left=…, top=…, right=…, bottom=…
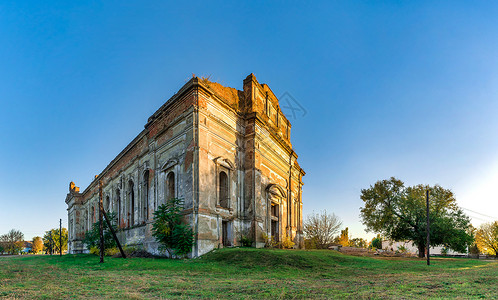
left=0, top=249, right=497, bottom=299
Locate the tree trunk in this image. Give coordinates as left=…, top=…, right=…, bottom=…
left=418, top=244, right=425, bottom=258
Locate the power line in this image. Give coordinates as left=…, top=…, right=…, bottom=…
left=461, top=207, right=497, bottom=220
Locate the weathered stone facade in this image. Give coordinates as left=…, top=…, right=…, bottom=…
left=65, top=74, right=305, bottom=257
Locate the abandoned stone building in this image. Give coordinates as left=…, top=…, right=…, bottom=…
left=65, top=74, right=305, bottom=257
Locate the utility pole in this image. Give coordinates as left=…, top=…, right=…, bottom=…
left=59, top=219, right=62, bottom=256
left=426, top=189, right=430, bottom=266
left=99, top=180, right=105, bottom=263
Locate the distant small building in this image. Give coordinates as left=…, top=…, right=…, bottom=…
left=22, top=241, right=33, bottom=254
left=382, top=240, right=467, bottom=256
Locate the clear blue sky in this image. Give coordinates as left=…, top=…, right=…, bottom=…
left=1, top=1, right=498, bottom=241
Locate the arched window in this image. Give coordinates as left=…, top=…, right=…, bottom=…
left=143, top=170, right=149, bottom=221
left=219, top=171, right=229, bottom=208
left=167, top=172, right=175, bottom=200
left=128, top=180, right=135, bottom=227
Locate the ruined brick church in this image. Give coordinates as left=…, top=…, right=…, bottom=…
left=65, top=74, right=305, bottom=257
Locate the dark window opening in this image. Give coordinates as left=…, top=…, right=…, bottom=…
left=167, top=172, right=175, bottom=200
left=271, top=203, right=279, bottom=242
left=116, top=189, right=121, bottom=227
left=144, top=170, right=149, bottom=221
left=219, top=171, right=229, bottom=208
left=222, top=221, right=230, bottom=247
left=129, top=180, right=134, bottom=227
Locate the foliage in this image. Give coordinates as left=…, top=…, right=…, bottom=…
left=397, top=245, right=408, bottom=254
left=336, top=227, right=351, bottom=247
left=31, top=236, right=43, bottom=254
left=239, top=235, right=252, bottom=247
left=371, top=237, right=383, bottom=249
left=83, top=212, right=118, bottom=254
left=280, top=234, right=295, bottom=249
left=440, top=246, right=449, bottom=256
left=0, top=244, right=4, bottom=254
left=152, top=198, right=194, bottom=257
left=475, top=221, right=498, bottom=257
left=0, top=229, right=24, bottom=255
left=262, top=232, right=278, bottom=248
left=360, top=177, right=473, bottom=257
left=43, top=228, right=68, bottom=255
left=349, top=238, right=367, bottom=248
left=468, top=243, right=480, bottom=255
left=303, top=210, right=342, bottom=249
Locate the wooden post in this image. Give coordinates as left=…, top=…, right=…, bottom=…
left=102, top=206, right=127, bottom=259
left=59, top=219, right=62, bottom=256
left=99, top=180, right=105, bottom=263
left=426, top=189, right=430, bottom=266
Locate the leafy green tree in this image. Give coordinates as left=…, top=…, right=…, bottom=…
left=349, top=238, right=367, bottom=248
left=360, top=177, right=473, bottom=257
left=0, top=243, right=4, bottom=254
left=43, top=228, right=68, bottom=255
left=0, top=229, right=24, bottom=255
left=303, top=210, right=342, bottom=249
left=476, top=221, right=498, bottom=257
left=152, top=198, right=194, bottom=258
left=83, top=212, right=118, bottom=254
left=371, top=236, right=382, bottom=249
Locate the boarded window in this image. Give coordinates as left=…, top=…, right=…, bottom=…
left=219, top=171, right=229, bottom=208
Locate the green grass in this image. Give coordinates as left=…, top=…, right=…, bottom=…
left=0, top=248, right=497, bottom=299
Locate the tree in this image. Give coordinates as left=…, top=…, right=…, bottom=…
left=303, top=210, right=342, bottom=249
left=371, top=236, right=382, bottom=249
left=0, top=229, right=24, bottom=255
left=43, top=228, right=68, bottom=255
left=475, top=221, right=498, bottom=257
left=350, top=238, right=367, bottom=248
left=360, top=177, right=473, bottom=258
left=31, top=236, right=43, bottom=254
left=152, top=198, right=194, bottom=257
left=337, top=227, right=351, bottom=247
left=83, top=212, right=118, bottom=254
left=0, top=243, right=4, bottom=254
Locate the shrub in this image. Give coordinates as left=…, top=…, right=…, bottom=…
left=262, top=232, right=278, bottom=248
left=280, top=234, right=295, bottom=249
left=371, top=237, right=382, bottom=249
left=152, top=198, right=194, bottom=258
left=83, top=212, right=118, bottom=255
left=240, top=235, right=252, bottom=247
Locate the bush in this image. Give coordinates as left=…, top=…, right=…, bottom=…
left=240, top=235, right=252, bottom=247
left=152, top=198, right=194, bottom=258
left=83, top=212, right=119, bottom=255
left=280, top=234, right=295, bottom=249
left=371, top=237, right=382, bottom=249
left=262, top=232, right=278, bottom=248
